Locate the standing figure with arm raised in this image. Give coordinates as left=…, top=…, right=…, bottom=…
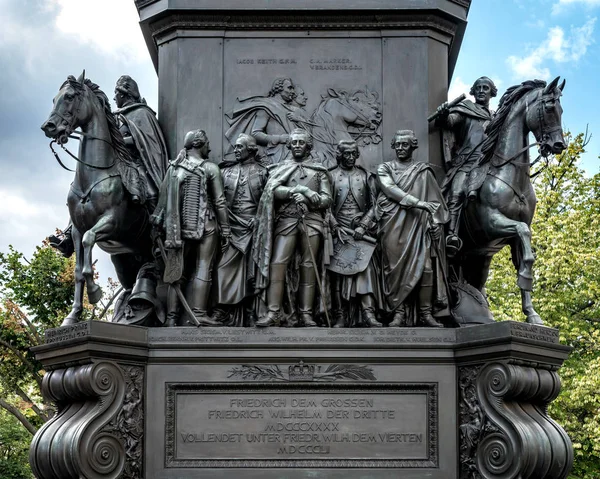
left=377, top=130, right=450, bottom=327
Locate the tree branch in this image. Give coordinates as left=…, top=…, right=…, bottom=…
left=0, top=398, right=37, bottom=435
left=12, top=384, right=49, bottom=422
left=0, top=339, right=43, bottom=389
left=98, top=286, right=123, bottom=320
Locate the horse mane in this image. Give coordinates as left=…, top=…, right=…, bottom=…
left=480, top=79, right=547, bottom=163
left=62, top=77, right=136, bottom=167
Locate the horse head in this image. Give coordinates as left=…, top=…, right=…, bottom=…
left=526, top=76, right=566, bottom=157
left=41, top=70, right=95, bottom=144
left=324, top=87, right=382, bottom=131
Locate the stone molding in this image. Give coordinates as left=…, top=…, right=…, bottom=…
left=148, top=13, right=457, bottom=39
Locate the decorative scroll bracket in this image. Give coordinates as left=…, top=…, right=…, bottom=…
left=29, top=361, right=144, bottom=479
left=459, top=362, right=573, bottom=479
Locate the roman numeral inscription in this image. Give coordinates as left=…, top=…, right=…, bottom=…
left=172, top=389, right=432, bottom=462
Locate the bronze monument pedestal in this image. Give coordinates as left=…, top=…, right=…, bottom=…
left=30, top=321, right=572, bottom=478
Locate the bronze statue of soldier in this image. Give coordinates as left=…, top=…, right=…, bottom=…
left=49, top=74, right=169, bottom=257
left=114, top=75, right=169, bottom=212
left=151, top=129, right=231, bottom=327
left=212, top=134, right=268, bottom=326
left=377, top=130, right=450, bottom=328
left=328, top=140, right=382, bottom=328
left=435, top=76, right=497, bottom=255
left=253, top=129, right=333, bottom=327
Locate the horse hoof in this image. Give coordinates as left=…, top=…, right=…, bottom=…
left=61, top=316, right=79, bottom=327
left=87, top=285, right=103, bottom=304
left=526, top=314, right=544, bottom=325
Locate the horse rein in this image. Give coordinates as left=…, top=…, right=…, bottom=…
left=491, top=89, right=560, bottom=168
left=48, top=84, right=118, bottom=172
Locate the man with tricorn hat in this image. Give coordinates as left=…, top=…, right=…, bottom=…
left=328, top=140, right=382, bottom=328
left=435, top=76, right=496, bottom=255
left=252, top=128, right=332, bottom=328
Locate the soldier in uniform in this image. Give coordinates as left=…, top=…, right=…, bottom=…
left=213, top=134, right=268, bottom=326
left=114, top=75, right=169, bottom=211
left=151, top=129, right=231, bottom=326
left=253, top=129, right=333, bottom=327
left=328, top=140, right=382, bottom=328
left=435, top=76, right=497, bottom=255
left=49, top=75, right=169, bottom=257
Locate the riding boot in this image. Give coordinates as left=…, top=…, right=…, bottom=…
left=445, top=196, right=464, bottom=257
left=332, top=308, right=346, bottom=328
left=389, top=304, right=407, bottom=327
left=165, top=285, right=180, bottom=327
left=257, top=264, right=286, bottom=327
left=418, top=272, right=443, bottom=328
left=361, top=295, right=382, bottom=327
left=298, top=266, right=317, bottom=327
left=244, top=298, right=257, bottom=327
left=187, top=278, right=221, bottom=327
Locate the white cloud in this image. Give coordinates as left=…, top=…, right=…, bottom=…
left=50, top=0, right=148, bottom=62
left=506, top=18, right=596, bottom=80
left=553, top=0, right=600, bottom=15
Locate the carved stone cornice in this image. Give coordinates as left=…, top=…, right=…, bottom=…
left=458, top=362, right=573, bottom=479
left=135, top=0, right=159, bottom=9
left=148, top=13, right=457, bottom=39
left=449, top=0, right=471, bottom=8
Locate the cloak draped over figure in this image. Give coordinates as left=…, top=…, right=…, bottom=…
left=114, top=75, right=169, bottom=208
left=252, top=129, right=332, bottom=328
left=435, top=77, right=497, bottom=256
left=440, top=99, right=494, bottom=193
left=116, top=102, right=169, bottom=196
left=225, top=96, right=298, bottom=165
left=212, top=134, right=268, bottom=326
left=377, top=130, right=450, bottom=327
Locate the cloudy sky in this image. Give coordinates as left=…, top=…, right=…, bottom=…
left=0, top=0, right=598, bottom=285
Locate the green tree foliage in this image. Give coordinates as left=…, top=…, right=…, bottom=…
left=0, top=409, right=33, bottom=479
left=0, top=243, right=121, bottom=476
left=486, top=132, right=600, bottom=478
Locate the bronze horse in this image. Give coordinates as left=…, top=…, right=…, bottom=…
left=41, top=72, right=153, bottom=326
left=457, top=77, right=566, bottom=324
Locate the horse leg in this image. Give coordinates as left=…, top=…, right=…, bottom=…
left=63, top=227, right=85, bottom=326
left=81, top=215, right=116, bottom=304
left=485, top=209, right=539, bottom=323
left=462, top=254, right=493, bottom=296
left=510, top=240, right=542, bottom=325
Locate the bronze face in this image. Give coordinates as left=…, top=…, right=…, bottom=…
left=290, top=132, right=310, bottom=159
left=339, top=146, right=359, bottom=169
left=392, top=136, right=414, bottom=161
left=233, top=138, right=250, bottom=162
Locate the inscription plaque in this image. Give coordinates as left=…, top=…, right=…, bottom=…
left=165, top=383, right=438, bottom=468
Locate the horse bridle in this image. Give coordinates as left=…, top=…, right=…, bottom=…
left=491, top=89, right=561, bottom=168
left=48, top=84, right=117, bottom=171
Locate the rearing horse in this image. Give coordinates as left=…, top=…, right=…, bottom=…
left=458, top=77, right=566, bottom=324
left=41, top=72, right=153, bottom=326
